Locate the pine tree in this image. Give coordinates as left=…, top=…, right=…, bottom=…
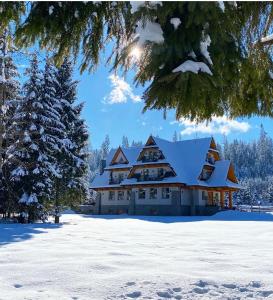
left=8, top=2, right=272, bottom=121
left=7, top=53, right=59, bottom=222
left=122, top=135, right=129, bottom=148
left=101, top=134, right=110, bottom=159
left=0, top=28, right=20, bottom=217
left=53, top=58, right=90, bottom=223
left=131, top=140, right=143, bottom=147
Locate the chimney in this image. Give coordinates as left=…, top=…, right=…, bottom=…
left=100, top=159, right=106, bottom=175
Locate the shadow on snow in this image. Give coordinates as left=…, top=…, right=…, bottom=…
left=82, top=211, right=273, bottom=223
left=0, top=222, right=62, bottom=246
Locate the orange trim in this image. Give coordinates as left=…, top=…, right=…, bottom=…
left=208, top=191, right=213, bottom=205
left=227, top=164, right=238, bottom=183
left=104, top=167, right=131, bottom=171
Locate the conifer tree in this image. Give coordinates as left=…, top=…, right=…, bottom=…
left=8, top=54, right=59, bottom=222
left=53, top=58, right=89, bottom=223
left=0, top=28, right=21, bottom=217
left=101, top=135, right=110, bottom=159
left=11, top=2, right=272, bottom=121
left=122, top=135, right=129, bottom=148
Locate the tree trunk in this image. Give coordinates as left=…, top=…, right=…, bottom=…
left=54, top=215, right=60, bottom=224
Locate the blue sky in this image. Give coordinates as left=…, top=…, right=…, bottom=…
left=75, top=53, right=273, bottom=150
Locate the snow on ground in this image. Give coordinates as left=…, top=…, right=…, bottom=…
left=1, top=211, right=273, bottom=299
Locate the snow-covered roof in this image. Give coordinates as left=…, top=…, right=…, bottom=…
left=91, top=136, right=240, bottom=190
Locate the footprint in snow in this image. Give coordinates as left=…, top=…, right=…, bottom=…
left=192, top=287, right=209, bottom=294
left=125, top=282, right=136, bottom=287
left=249, top=281, right=262, bottom=288
left=194, top=280, right=208, bottom=288
left=258, top=290, right=273, bottom=298
left=14, top=284, right=23, bottom=288
left=126, top=291, right=141, bottom=298
left=172, top=287, right=182, bottom=293
left=156, top=290, right=173, bottom=298
left=222, top=283, right=237, bottom=289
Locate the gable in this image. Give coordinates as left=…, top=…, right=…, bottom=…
left=110, top=147, right=129, bottom=165
left=145, top=135, right=156, bottom=146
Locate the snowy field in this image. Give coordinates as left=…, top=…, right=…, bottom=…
left=1, top=211, right=273, bottom=300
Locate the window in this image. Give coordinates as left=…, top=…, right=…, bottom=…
left=117, top=191, right=124, bottom=200
left=202, top=191, right=208, bottom=201
left=150, top=188, right=157, bottom=199
left=127, top=190, right=131, bottom=201
left=213, top=192, right=220, bottom=204
left=158, top=168, right=164, bottom=178
left=201, top=169, right=212, bottom=180
left=118, top=173, right=124, bottom=183
left=139, top=189, right=146, bottom=199
left=162, top=187, right=170, bottom=199
left=109, top=191, right=115, bottom=201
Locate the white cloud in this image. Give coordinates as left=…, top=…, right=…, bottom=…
left=104, top=74, right=141, bottom=104
left=177, top=116, right=250, bottom=136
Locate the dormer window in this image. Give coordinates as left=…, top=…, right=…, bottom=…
left=200, top=168, right=213, bottom=180
left=206, top=153, right=215, bottom=165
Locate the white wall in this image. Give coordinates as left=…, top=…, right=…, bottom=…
left=100, top=190, right=130, bottom=205
left=133, top=187, right=172, bottom=205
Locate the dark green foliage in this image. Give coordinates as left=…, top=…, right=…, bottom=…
left=0, top=2, right=272, bottom=120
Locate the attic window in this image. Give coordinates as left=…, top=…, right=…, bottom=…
left=200, top=168, right=213, bottom=180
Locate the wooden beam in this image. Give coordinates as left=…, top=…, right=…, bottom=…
left=208, top=191, right=213, bottom=205
left=104, top=167, right=131, bottom=171
left=220, top=191, right=225, bottom=208
left=228, top=191, right=233, bottom=209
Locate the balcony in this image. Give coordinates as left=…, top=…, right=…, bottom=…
left=134, top=171, right=173, bottom=182
left=141, top=153, right=164, bottom=163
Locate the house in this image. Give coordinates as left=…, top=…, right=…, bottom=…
left=90, top=135, right=240, bottom=216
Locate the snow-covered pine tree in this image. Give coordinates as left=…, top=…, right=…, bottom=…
left=122, top=135, right=129, bottom=148
left=0, top=28, right=21, bottom=217
left=53, top=58, right=89, bottom=223
left=8, top=53, right=61, bottom=222
left=101, top=134, right=110, bottom=159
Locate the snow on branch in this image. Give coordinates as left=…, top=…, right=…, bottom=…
left=172, top=60, right=213, bottom=76
left=135, top=21, right=164, bottom=46
left=260, top=34, right=273, bottom=45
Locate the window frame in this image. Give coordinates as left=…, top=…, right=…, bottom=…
left=109, top=191, right=115, bottom=201
left=162, top=187, right=170, bottom=199
left=117, top=190, right=124, bottom=200
left=149, top=188, right=157, bottom=199
left=139, top=189, right=146, bottom=199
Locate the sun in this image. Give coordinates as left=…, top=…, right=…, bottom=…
left=130, top=46, right=142, bottom=60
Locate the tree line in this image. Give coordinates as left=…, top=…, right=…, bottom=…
left=0, top=32, right=89, bottom=223
left=221, top=125, right=273, bottom=205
